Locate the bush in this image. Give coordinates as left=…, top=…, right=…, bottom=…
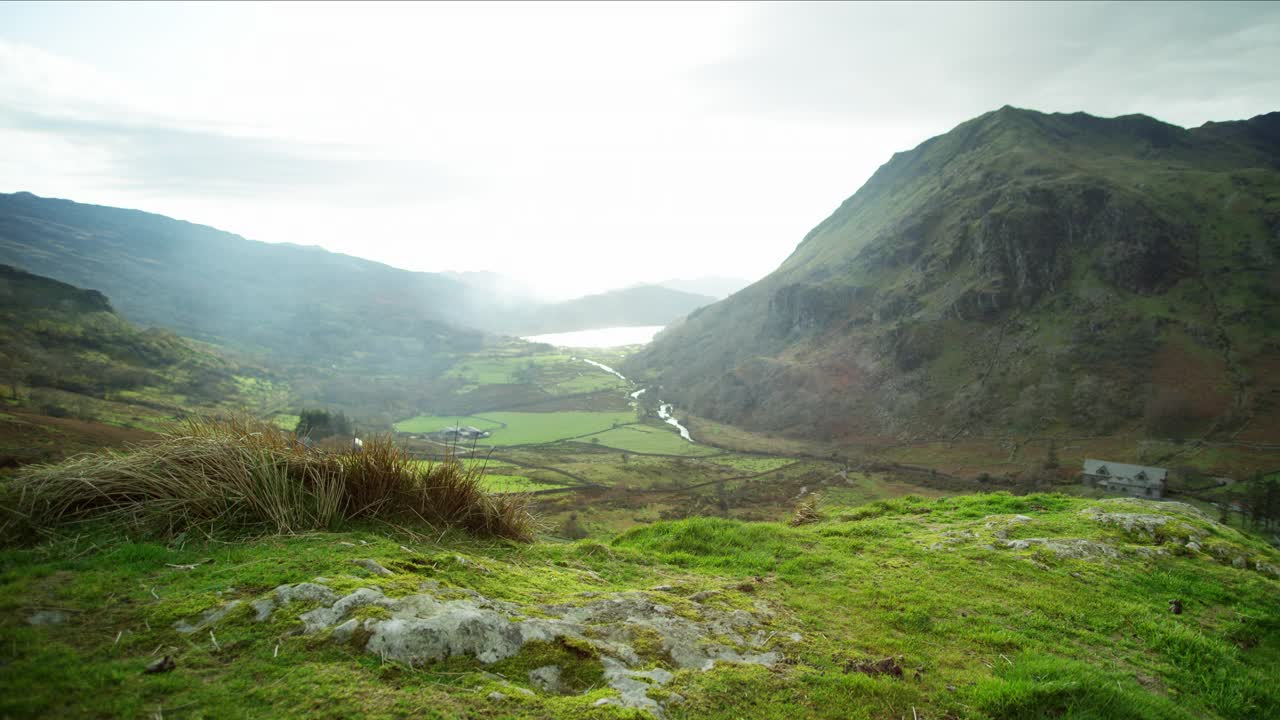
left=0, top=416, right=533, bottom=541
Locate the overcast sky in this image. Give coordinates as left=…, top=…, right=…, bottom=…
left=1, top=1, right=1277, bottom=299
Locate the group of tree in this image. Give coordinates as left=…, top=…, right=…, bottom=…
left=1241, top=474, right=1280, bottom=532
left=294, top=409, right=355, bottom=439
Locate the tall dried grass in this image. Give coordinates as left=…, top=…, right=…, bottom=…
left=0, top=416, right=533, bottom=541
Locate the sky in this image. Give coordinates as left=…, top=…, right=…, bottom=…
left=1, top=1, right=1277, bottom=299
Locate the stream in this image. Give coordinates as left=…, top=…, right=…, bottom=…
left=574, top=358, right=694, bottom=443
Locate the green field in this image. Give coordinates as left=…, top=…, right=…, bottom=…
left=544, top=372, right=629, bottom=395
left=481, top=411, right=636, bottom=445
left=479, top=473, right=569, bottom=493
left=393, top=415, right=505, bottom=434
left=707, top=455, right=797, bottom=473
left=586, top=423, right=719, bottom=456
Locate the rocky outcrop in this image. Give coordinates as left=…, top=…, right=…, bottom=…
left=177, top=579, right=789, bottom=716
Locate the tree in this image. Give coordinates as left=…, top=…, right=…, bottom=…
left=560, top=513, right=588, bottom=540
left=295, top=408, right=354, bottom=439
left=1044, top=439, right=1060, bottom=470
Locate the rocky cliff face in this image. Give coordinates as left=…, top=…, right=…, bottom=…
left=627, top=107, right=1280, bottom=443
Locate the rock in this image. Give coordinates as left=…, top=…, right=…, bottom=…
left=689, top=590, right=720, bottom=602
left=648, top=585, right=677, bottom=593
left=1081, top=507, right=1171, bottom=537
left=254, top=582, right=339, bottom=622
left=26, top=610, right=68, bottom=626
left=1185, top=542, right=1202, bottom=553
left=251, top=582, right=782, bottom=715
left=251, top=598, right=276, bottom=622
left=174, top=600, right=242, bottom=634
left=998, top=537, right=1121, bottom=560
left=601, top=657, right=675, bottom=715
left=487, top=692, right=507, bottom=702
left=331, top=618, right=362, bottom=642
left=299, top=588, right=391, bottom=633
left=1256, top=561, right=1280, bottom=578
left=143, top=655, right=176, bottom=674
left=352, top=559, right=394, bottom=577
left=528, top=665, right=563, bottom=694
left=1232, top=556, right=1248, bottom=569
left=1010, top=514, right=1033, bottom=523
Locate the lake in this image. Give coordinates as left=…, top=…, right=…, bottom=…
left=522, top=325, right=664, bottom=348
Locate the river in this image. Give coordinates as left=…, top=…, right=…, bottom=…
left=568, top=358, right=694, bottom=443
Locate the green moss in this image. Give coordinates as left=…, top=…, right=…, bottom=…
left=351, top=605, right=392, bottom=622
left=1, top=495, right=1276, bottom=718
left=489, top=638, right=605, bottom=694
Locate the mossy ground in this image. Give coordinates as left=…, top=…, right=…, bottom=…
left=2, top=493, right=1277, bottom=719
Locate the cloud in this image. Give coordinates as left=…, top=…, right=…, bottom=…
left=0, top=105, right=456, bottom=203
left=700, top=2, right=1280, bottom=128
left=0, top=39, right=456, bottom=204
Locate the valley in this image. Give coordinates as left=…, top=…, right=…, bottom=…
left=2, top=107, right=1279, bottom=719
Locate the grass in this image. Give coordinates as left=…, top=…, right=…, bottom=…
left=707, top=455, right=796, bottom=473
left=393, top=414, right=504, bottom=434
left=585, top=423, right=718, bottom=455
left=0, top=492, right=1275, bottom=718
left=478, top=411, right=638, bottom=445
left=0, top=416, right=534, bottom=541
left=479, top=474, right=568, bottom=494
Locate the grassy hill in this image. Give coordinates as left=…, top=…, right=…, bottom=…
left=0, top=264, right=280, bottom=463
left=627, top=108, right=1280, bottom=451
left=1, top=491, right=1275, bottom=718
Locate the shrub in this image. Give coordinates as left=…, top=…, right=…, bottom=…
left=790, top=492, right=823, bottom=526
left=0, top=416, right=533, bottom=541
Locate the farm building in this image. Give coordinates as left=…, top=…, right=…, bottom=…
left=435, top=425, right=491, bottom=441
left=1082, top=459, right=1166, bottom=499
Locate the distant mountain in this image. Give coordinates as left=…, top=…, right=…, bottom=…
left=627, top=107, right=1280, bottom=443
left=0, top=192, right=483, bottom=377
left=440, top=270, right=543, bottom=308
left=498, top=284, right=717, bottom=335
left=655, top=276, right=752, bottom=300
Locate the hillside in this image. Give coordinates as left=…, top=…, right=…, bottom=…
left=0, top=264, right=275, bottom=463
left=627, top=107, right=1280, bottom=445
left=2, top=492, right=1276, bottom=718
left=0, top=192, right=485, bottom=376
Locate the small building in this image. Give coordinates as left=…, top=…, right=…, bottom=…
left=435, top=425, right=491, bottom=441
left=1082, top=459, right=1166, bottom=499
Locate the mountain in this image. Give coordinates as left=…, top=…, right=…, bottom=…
left=440, top=270, right=544, bottom=309
left=502, top=284, right=716, bottom=335
left=0, top=192, right=483, bottom=377
left=627, top=107, right=1280, bottom=443
left=655, top=275, right=752, bottom=300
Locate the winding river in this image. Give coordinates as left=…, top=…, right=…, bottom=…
left=573, top=359, right=694, bottom=443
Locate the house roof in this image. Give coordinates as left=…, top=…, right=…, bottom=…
left=1082, top=458, right=1167, bottom=483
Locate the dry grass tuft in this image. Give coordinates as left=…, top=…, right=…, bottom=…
left=0, top=416, right=533, bottom=541
left=790, top=492, right=823, bottom=527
